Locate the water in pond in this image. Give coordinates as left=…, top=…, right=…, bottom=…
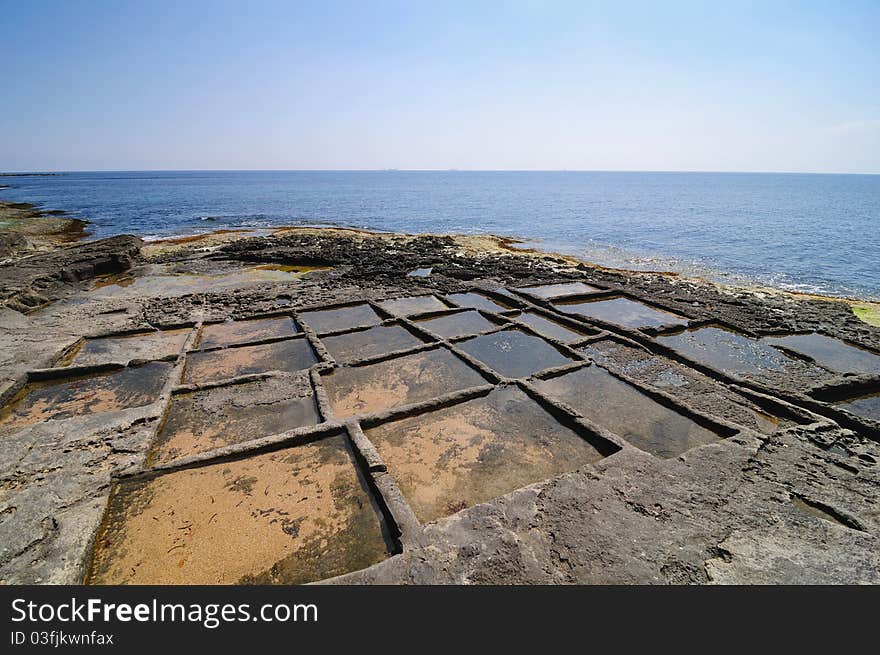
left=762, top=333, right=880, bottom=376
left=91, top=272, right=136, bottom=290
left=534, top=364, right=723, bottom=458
left=407, top=268, right=433, bottom=277
left=90, top=272, right=219, bottom=297
left=656, top=326, right=797, bottom=376
left=518, top=282, right=600, bottom=299
left=750, top=408, right=784, bottom=433
left=199, top=316, right=297, bottom=349
left=87, top=434, right=392, bottom=584
left=0, top=362, right=171, bottom=429
left=378, top=295, right=449, bottom=317
left=457, top=329, right=575, bottom=378
left=556, top=296, right=688, bottom=329
left=322, top=347, right=487, bottom=419
left=415, top=310, right=497, bottom=339
left=321, top=324, right=424, bottom=363
left=299, top=304, right=383, bottom=334
left=445, top=292, right=512, bottom=313
left=516, top=312, right=589, bottom=343
left=489, top=287, right=526, bottom=305
left=87, top=264, right=320, bottom=298
left=580, top=339, right=791, bottom=435
left=252, top=264, right=331, bottom=277
left=365, top=386, right=609, bottom=523
left=150, top=375, right=320, bottom=464
left=65, top=329, right=189, bottom=366
left=835, top=392, right=880, bottom=421
left=791, top=496, right=849, bottom=528
left=184, top=338, right=318, bottom=384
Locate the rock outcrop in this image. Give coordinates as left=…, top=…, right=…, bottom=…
left=0, top=235, right=142, bottom=312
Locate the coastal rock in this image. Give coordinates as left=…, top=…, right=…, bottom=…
left=0, top=200, right=88, bottom=259
left=0, top=233, right=31, bottom=259
left=0, top=235, right=143, bottom=312
left=0, top=226, right=878, bottom=585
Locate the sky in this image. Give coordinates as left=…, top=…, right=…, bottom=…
left=1, top=0, right=878, bottom=173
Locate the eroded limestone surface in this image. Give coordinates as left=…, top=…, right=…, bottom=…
left=2, top=226, right=878, bottom=585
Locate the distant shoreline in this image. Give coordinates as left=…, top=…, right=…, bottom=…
left=1, top=191, right=879, bottom=315
left=2, top=169, right=880, bottom=175
left=137, top=224, right=880, bottom=315
left=0, top=172, right=62, bottom=177
left=3, top=170, right=877, bottom=301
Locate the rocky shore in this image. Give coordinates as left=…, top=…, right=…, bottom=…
left=0, top=200, right=88, bottom=260
left=0, top=205, right=878, bottom=585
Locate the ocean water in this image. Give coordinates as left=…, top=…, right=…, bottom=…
left=1, top=170, right=878, bottom=299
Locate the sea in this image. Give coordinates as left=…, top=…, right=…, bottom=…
left=1, top=170, right=878, bottom=300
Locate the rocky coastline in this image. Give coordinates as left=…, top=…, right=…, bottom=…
left=0, top=199, right=878, bottom=585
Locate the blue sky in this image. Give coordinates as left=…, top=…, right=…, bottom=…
left=1, top=0, right=878, bottom=172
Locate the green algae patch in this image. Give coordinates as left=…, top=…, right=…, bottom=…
left=852, top=304, right=880, bottom=327
left=253, top=263, right=330, bottom=273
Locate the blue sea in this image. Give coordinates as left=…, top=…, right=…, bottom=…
left=2, top=170, right=878, bottom=300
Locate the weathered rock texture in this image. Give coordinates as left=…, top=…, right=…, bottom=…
left=0, top=227, right=877, bottom=585
left=0, top=235, right=142, bottom=312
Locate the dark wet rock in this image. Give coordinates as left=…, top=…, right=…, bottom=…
left=0, top=235, right=142, bottom=312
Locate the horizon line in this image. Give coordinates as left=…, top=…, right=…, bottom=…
left=3, top=168, right=879, bottom=176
